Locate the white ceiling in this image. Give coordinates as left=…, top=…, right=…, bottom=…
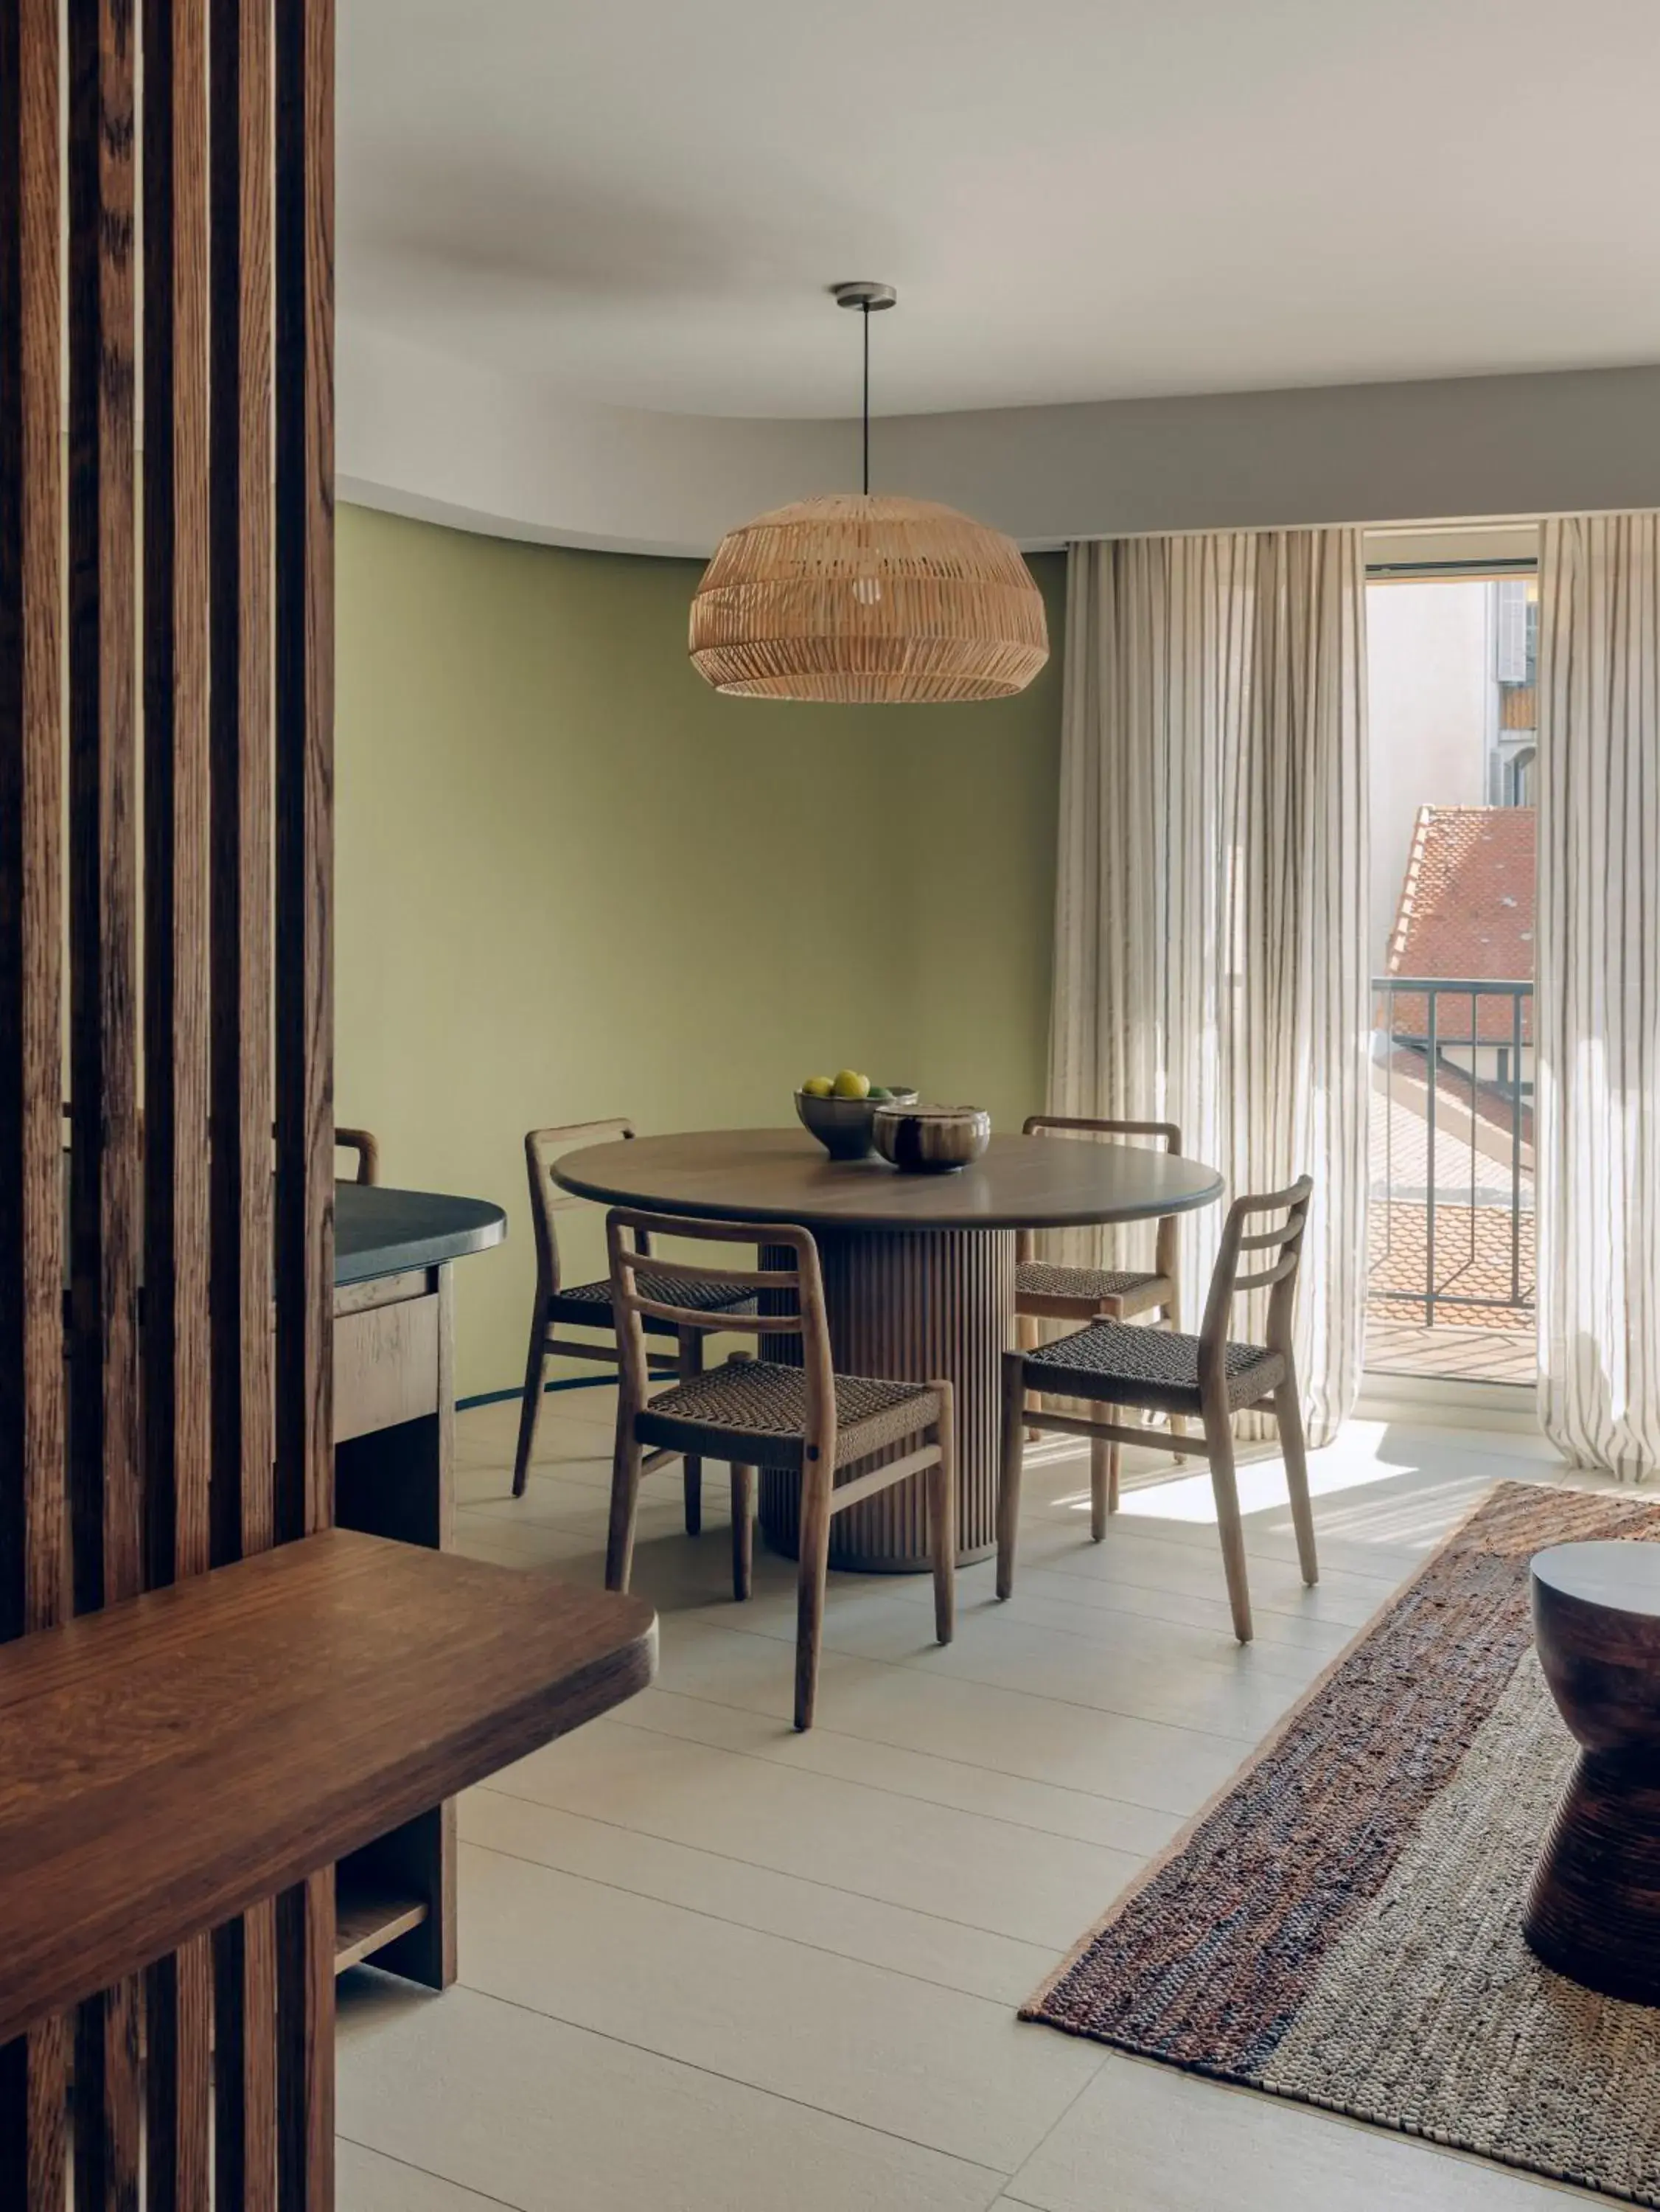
left=340, top=0, right=1660, bottom=421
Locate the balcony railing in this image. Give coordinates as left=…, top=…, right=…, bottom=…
left=1370, top=975, right=1534, bottom=1328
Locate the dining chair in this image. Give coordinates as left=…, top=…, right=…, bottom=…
left=62, top=1102, right=383, bottom=1187
left=604, top=1207, right=955, bottom=1731
left=335, top=1126, right=380, bottom=1184
left=1016, top=1115, right=1186, bottom=1532
left=512, top=1121, right=757, bottom=1509
left=998, top=1175, right=1318, bottom=1643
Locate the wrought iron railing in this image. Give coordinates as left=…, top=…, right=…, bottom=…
left=1370, top=975, right=1534, bottom=1324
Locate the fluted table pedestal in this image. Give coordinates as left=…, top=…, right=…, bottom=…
left=758, top=1226, right=1015, bottom=1570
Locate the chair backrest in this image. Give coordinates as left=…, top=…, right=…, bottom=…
left=1198, top=1175, right=1314, bottom=1374
left=64, top=1100, right=381, bottom=1187
left=335, top=1126, right=380, bottom=1185
left=525, top=1119, right=637, bottom=1297
left=1022, top=1115, right=1184, bottom=1279
left=605, top=1208, right=837, bottom=1454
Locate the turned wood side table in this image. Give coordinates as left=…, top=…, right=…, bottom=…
left=1524, top=1539, right=1660, bottom=2006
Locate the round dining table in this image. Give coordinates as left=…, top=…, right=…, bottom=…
left=553, top=1127, right=1224, bottom=1572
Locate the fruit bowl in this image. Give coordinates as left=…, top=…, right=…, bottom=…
left=871, top=1102, right=991, bottom=1173
left=795, top=1086, right=918, bottom=1161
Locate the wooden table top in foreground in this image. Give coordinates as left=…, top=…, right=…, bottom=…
left=0, top=1529, right=655, bottom=2045
left=553, top=1127, right=1224, bottom=1232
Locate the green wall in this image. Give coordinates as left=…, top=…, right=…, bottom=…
left=336, top=504, right=1065, bottom=1397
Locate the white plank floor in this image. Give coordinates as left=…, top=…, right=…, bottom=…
left=337, top=1385, right=1621, bottom=2211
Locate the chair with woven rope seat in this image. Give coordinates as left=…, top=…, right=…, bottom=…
left=1016, top=1116, right=1187, bottom=1535
left=604, top=1208, right=955, bottom=1731
left=512, top=1121, right=758, bottom=1510
left=999, top=1175, right=1318, bottom=1643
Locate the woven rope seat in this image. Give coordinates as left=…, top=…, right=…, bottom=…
left=1025, top=1320, right=1286, bottom=1416
left=550, top=1276, right=758, bottom=1335
left=638, top=1360, right=941, bottom=1472
left=1015, top=1260, right=1165, bottom=1305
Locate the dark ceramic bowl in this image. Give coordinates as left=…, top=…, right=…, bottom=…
left=871, top=1102, right=991, bottom=1173
left=795, top=1088, right=918, bottom=1161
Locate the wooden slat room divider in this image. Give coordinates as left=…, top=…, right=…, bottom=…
left=0, top=0, right=335, bottom=2195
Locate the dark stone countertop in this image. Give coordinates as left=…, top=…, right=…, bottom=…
left=335, top=1183, right=506, bottom=1287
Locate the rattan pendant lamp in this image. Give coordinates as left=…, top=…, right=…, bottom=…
left=688, top=283, right=1049, bottom=703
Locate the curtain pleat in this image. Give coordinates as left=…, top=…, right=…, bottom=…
left=1536, top=515, right=1660, bottom=1478
left=1048, top=532, right=1370, bottom=1447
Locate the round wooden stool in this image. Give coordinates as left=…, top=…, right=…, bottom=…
left=1524, top=1540, right=1660, bottom=2006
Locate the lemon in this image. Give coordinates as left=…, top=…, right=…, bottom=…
left=831, top=1069, right=871, bottom=1100
left=801, top=1075, right=834, bottom=1098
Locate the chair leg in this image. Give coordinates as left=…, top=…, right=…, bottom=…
left=927, top=1387, right=956, bottom=1646
left=1017, top=1309, right=1042, bottom=1442
left=677, top=1328, right=703, bottom=1536
left=997, top=1351, right=1028, bottom=1601
left=1089, top=1436, right=1114, bottom=1540
left=1163, top=1305, right=1190, bottom=1466
left=1275, top=1373, right=1319, bottom=1588
left=1202, top=1405, right=1253, bottom=1644
left=512, top=1326, right=549, bottom=1498
left=795, top=1458, right=833, bottom=1733
left=605, top=1426, right=644, bottom=1593
left=730, top=1463, right=756, bottom=1601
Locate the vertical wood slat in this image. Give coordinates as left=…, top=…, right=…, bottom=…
left=142, top=0, right=214, bottom=2191
left=144, top=1939, right=212, bottom=2212
left=0, top=0, right=66, bottom=1657
left=66, top=0, right=144, bottom=2199
left=0, top=18, right=70, bottom=2179
left=66, top=0, right=140, bottom=1616
left=214, top=1902, right=279, bottom=2212
left=273, top=0, right=333, bottom=1550
left=142, top=0, right=212, bottom=1592
left=210, top=0, right=279, bottom=2195
left=276, top=1874, right=335, bottom=2212
left=0, top=2017, right=69, bottom=2212
left=273, top=0, right=334, bottom=2189
left=209, top=0, right=274, bottom=1571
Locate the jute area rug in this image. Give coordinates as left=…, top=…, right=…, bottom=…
left=1024, top=1481, right=1660, bottom=2205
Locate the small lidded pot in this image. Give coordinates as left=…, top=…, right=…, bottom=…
left=871, top=1102, right=991, bottom=1173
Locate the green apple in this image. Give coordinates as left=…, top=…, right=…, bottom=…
left=801, top=1075, right=834, bottom=1098
left=867, top=1085, right=893, bottom=1102
left=831, top=1069, right=871, bottom=1100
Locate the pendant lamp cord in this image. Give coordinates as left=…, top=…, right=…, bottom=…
left=861, top=303, right=871, bottom=497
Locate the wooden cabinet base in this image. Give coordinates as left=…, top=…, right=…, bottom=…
left=1524, top=1753, right=1660, bottom=2006
left=332, top=1267, right=458, bottom=1984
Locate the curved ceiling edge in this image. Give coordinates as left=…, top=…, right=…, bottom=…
left=339, top=321, right=1660, bottom=560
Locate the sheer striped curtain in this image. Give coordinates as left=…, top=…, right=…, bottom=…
left=1536, top=515, right=1660, bottom=1478
left=1048, top=532, right=1370, bottom=1446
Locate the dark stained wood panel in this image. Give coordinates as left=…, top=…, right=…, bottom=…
left=0, top=1529, right=656, bottom=2045
left=4, top=0, right=350, bottom=2194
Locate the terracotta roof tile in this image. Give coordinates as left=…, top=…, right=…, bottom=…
left=1383, top=806, right=1534, bottom=1043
